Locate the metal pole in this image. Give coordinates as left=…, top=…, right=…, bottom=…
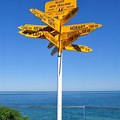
left=57, top=52, right=62, bottom=120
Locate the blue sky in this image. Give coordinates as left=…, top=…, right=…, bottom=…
left=0, top=0, right=120, bottom=91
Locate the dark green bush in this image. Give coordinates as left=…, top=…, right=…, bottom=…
left=0, top=106, right=29, bottom=120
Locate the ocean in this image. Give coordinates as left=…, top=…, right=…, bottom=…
left=0, top=91, right=120, bottom=120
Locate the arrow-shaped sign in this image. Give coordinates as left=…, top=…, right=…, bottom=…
left=19, top=31, right=45, bottom=39
left=18, top=24, right=46, bottom=32
left=29, top=9, right=60, bottom=32
left=61, top=22, right=102, bottom=32
left=64, top=44, right=92, bottom=52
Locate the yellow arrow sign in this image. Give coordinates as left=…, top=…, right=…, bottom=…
left=18, top=24, right=58, bottom=34
left=29, top=9, right=60, bottom=32
left=19, top=31, right=45, bottom=39
left=61, top=22, right=103, bottom=32
left=18, top=24, right=46, bottom=32
left=61, top=23, right=93, bottom=32
left=45, top=0, right=77, bottom=17
left=48, top=44, right=92, bottom=56
left=61, top=7, right=79, bottom=26
left=64, top=44, right=92, bottom=52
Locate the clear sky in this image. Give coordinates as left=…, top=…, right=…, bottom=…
left=0, top=0, right=120, bottom=91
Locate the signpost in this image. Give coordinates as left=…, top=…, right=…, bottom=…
left=18, top=0, right=102, bottom=120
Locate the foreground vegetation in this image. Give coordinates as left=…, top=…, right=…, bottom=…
left=0, top=106, right=29, bottom=120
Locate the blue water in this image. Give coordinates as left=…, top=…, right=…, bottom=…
left=0, top=91, right=120, bottom=120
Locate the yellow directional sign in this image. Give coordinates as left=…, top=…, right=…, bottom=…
left=18, top=24, right=46, bottom=32
left=19, top=31, right=45, bottom=39
left=48, top=44, right=92, bottom=56
left=61, top=7, right=79, bottom=26
left=44, top=31, right=59, bottom=47
left=61, top=23, right=102, bottom=32
left=64, top=44, right=92, bottom=52
left=45, top=0, right=77, bottom=17
left=29, top=9, right=60, bottom=32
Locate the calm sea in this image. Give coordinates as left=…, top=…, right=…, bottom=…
left=0, top=91, right=120, bottom=120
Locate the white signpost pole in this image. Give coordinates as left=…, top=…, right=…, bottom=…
left=57, top=14, right=63, bottom=120
left=57, top=52, right=62, bottom=120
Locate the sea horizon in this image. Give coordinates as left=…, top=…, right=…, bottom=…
left=0, top=90, right=120, bottom=92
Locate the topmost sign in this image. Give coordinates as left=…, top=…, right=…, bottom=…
left=45, top=0, right=77, bottom=17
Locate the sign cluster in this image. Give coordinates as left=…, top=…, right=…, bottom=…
left=18, top=0, right=102, bottom=56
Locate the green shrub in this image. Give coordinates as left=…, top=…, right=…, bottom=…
left=0, top=106, right=29, bottom=120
